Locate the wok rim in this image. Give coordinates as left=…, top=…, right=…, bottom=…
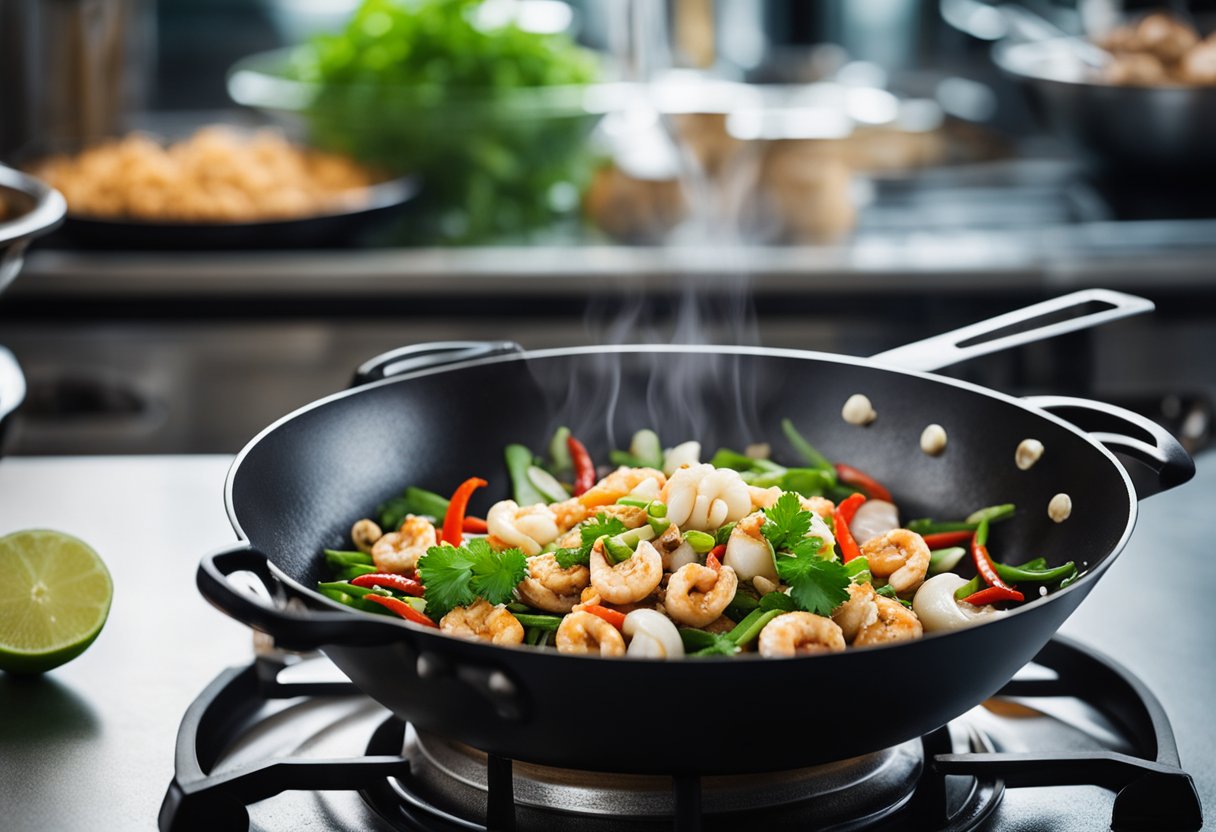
left=992, top=36, right=1216, bottom=93
left=220, top=342, right=1138, bottom=663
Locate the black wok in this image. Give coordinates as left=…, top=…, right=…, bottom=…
left=198, top=290, right=1193, bottom=776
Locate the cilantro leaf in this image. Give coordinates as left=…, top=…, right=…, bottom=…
left=876, top=583, right=914, bottom=608
left=761, top=491, right=812, bottom=552
left=553, top=513, right=627, bottom=568
left=775, top=546, right=850, bottom=616
left=417, top=539, right=528, bottom=618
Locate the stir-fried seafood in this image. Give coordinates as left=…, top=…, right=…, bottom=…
left=318, top=423, right=1080, bottom=660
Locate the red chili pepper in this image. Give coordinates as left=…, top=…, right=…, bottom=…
left=442, top=477, right=488, bottom=547
left=962, top=586, right=1025, bottom=606
left=350, top=573, right=425, bottom=597
left=363, top=594, right=437, bottom=627
left=921, top=530, right=975, bottom=549
left=833, top=464, right=893, bottom=503
left=462, top=516, right=488, bottom=534
left=971, top=535, right=1018, bottom=593
left=582, top=603, right=627, bottom=629
left=706, top=551, right=722, bottom=571
left=567, top=435, right=596, bottom=496
left=835, top=492, right=867, bottom=563
left=709, top=544, right=727, bottom=561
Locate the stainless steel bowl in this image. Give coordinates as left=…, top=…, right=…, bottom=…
left=993, top=37, right=1216, bottom=173
left=0, top=164, right=67, bottom=296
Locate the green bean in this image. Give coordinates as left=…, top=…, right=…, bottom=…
left=727, top=609, right=781, bottom=647
left=683, top=530, right=716, bottom=554
left=781, top=418, right=833, bottom=472
left=993, top=561, right=1077, bottom=584
left=324, top=549, right=373, bottom=567
left=514, top=613, right=563, bottom=631
left=953, top=576, right=983, bottom=601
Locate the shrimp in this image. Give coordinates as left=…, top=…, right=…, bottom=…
left=556, top=610, right=626, bottom=656
left=596, top=504, right=649, bottom=529
left=486, top=500, right=561, bottom=556
left=832, top=582, right=879, bottom=643
left=662, top=464, right=751, bottom=531
left=579, top=467, right=667, bottom=508
left=516, top=553, right=590, bottom=614
left=861, top=529, right=931, bottom=596
left=551, top=497, right=589, bottom=530
left=351, top=518, right=382, bottom=554
left=589, top=538, right=663, bottom=605
left=854, top=595, right=923, bottom=647
left=439, top=599, right=524, bottom=646
left=758, top=611, right=846, bottom=658
left=665, top=562, right=739, bottom=627
left=371, top=515, right=437, bottom=574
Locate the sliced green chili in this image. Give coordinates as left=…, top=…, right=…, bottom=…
left=514, top=613, right=563, bottom=631
left=994, top=561, right=1077, bottom=584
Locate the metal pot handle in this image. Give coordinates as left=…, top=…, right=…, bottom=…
left=196, top=542, right=410, bottom=651
left=353, top=341, right=524, bottom=386
left=869, top=290, right=1154, bottom=373
left=1024, top=395, right=1195, bottom=500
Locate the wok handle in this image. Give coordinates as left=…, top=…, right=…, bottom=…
left=1025, top=395, right=1196, bottom=500
left=196, top=542, right=408, bottom=651
left=869, top=290, right=1153, bottom=373
left=353, top=340, right=524, bottom=385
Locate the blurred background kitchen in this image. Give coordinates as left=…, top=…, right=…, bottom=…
left=1, top=0, right=1213, bottom=456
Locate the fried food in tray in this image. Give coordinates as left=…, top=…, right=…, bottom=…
left=26, top=127, right=379, bottom=224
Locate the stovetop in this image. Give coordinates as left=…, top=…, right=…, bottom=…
left=0, top=455, right=1214, bottom=830
left=159, top=637, right=1201, bottom=832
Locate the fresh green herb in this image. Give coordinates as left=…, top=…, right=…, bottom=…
left=760, top=492, right=812, bottom=552
left=758, top=592, right=798, bottom=612
left=775, top=540, right=851, bottom=616
left=679, top=628, right=738, bottom=657
left=417, top=538, right=528, bottom=618
left=724, top=588, right=760, bottom=621
left=875, top=584, right=913, bottom=608
left=553, top=513, right=628, bottom=568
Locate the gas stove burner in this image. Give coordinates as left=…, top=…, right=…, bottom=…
left=158, top=637, right=1203, bottom=832
left=359, top=723, right=998, bottom=831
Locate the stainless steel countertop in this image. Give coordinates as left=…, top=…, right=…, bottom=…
left=0, top=453, right=1211, bottom=830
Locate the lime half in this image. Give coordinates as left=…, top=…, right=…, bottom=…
left=0, top=529, right=113, bottom=674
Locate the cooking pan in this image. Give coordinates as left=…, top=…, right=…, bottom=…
left=197, top=289, right=1193, bottom=776
left=992, top=36, right=1216, bottom=174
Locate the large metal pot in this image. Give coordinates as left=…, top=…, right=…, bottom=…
left=197, top=290, right=1193, bottom=776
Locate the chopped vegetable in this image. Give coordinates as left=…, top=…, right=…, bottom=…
left=875, top=584, right=914, bottom=608
left=527, top=465, right=568, bottom=504
left=758, top=592, right=798, bottom=612
left=683, top=530, right=716, bottom=554
left=553, top=513, right=628, bottom=568
left=629, top=429, right=663, bottom=470
left=582, top=604, right=627, bottom=630
left=966, top=504, right=1017, bottom=525
left=548, top=426, right=572, bottom=475
left=714, top=524, right=735, bottom=546
left=325, top=549, right=373, bottom=568
left=921, top=530, right=974, bottom=549
left=992, top=560, right=1077, bottom=584
left=442, top=477, right=488, bottom=547
left=603, top=536, right=634, bottom=564
left=844, top=555, right=871, bottom=581
left=834, top=492, right=867, bottom=563
left=953, top=575, right=983, bottom=600
left=907, top=503, right=1016, bottom=536
left=780, top=419, right=833, bottom=471
left=726, top=609, right=782, bottom=648
left=833, top=464, right=893, bottom=503
left=775, top=542, right=850, bottom=616
left=927, top=547, right=968, bottom=575
left=364, top=594, right=437, bottom=627
left=349, top=573, right=425, bottom=597
left=514, top=612, right=563, bottom=631
left=505, top=444, right=551, bottom=506
left=969, top=519, right=1019, bottom=596
left=417, top=538, right=528, bottom=618
left=376, top=486, right=451, bottom=530
left=962, top=586, right=1024, bottom=605
left=463, top=516, right=488, bottom=534
left=568, top=435, right=596, bottom=496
